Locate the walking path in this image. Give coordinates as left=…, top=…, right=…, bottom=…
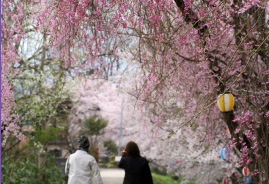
left=100, top=168, right=124, bottom=184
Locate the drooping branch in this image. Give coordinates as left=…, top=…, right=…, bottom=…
left=174, top=0, right=208, bottom=38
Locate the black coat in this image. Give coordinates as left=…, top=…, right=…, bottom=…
left=118, top=155, right=153, bottom=184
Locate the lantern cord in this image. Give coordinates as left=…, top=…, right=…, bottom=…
left=210, top=69, right=269, bottom=95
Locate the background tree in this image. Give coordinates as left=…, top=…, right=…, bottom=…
left=104, top=139, right=118, bottom=155
left=80, top=115, right=108, bottom=148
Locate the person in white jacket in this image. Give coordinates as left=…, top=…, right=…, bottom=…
left=65, top=135, right=103, bottom=184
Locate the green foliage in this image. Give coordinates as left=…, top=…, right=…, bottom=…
left=104, top=139, right=118, bottom=155
left=152, top=173, right=182, bottom=184
left=151, top=169, right=196, bottom=184
left=108, top=160, right=118, bottom=168
left=151, top=167, right=167, bottom=175
left=1, top=154, right=63, bottom=184
left=31, top=126, right=63, bottom=145
left=103, top=155, right=118, bottom=168
left=1, top=155, right=38, bottom=184
left=41, top=156, right=65, bottom=184
left=80, top=115, right=108, bottom=136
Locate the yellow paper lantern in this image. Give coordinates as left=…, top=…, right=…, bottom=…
left=217, top=94, right=234, bottom=112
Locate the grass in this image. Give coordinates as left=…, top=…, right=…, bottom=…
left=152, top=172, right=196, bottom=184
left=152, top=172, right=181, bottom=184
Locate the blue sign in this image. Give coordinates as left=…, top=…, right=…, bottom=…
left=220, top=148, right=228, bottom=160
left=244, top=176, right=251, bottom=184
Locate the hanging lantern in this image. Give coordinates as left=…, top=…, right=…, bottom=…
left=220, top=148, right=228, bottom=160
left=201, top=171, right=205, bottom=175
left=177, top=159, right=181, bottom=163
left=222, top=178, right=231, bottom=184
left=171, top=161, right=175, bottom=166
left=217, top=93, right=234, bottom=112
left=244, top=176, right=251, bottom=184
left=242, top=167, right=250, bottom=176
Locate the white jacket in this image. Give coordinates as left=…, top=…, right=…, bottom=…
left=65, top=150, right=103, bottom=184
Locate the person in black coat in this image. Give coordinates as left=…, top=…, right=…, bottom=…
left=118, top=141, right=153, bottom=184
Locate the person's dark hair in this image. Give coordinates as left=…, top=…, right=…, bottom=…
left=125, top=141, right=140, bottom=157
left=78, top=135, right=90, bottom=150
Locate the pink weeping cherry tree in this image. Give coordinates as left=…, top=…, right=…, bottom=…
left=1, top=0, right=26, bottom=145
left=119, top=0, right=269, bottom=183
left=2, top=0, right=268, bottom=183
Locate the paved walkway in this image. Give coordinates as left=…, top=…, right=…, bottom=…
left=100, top=168, right=124, bottom=184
